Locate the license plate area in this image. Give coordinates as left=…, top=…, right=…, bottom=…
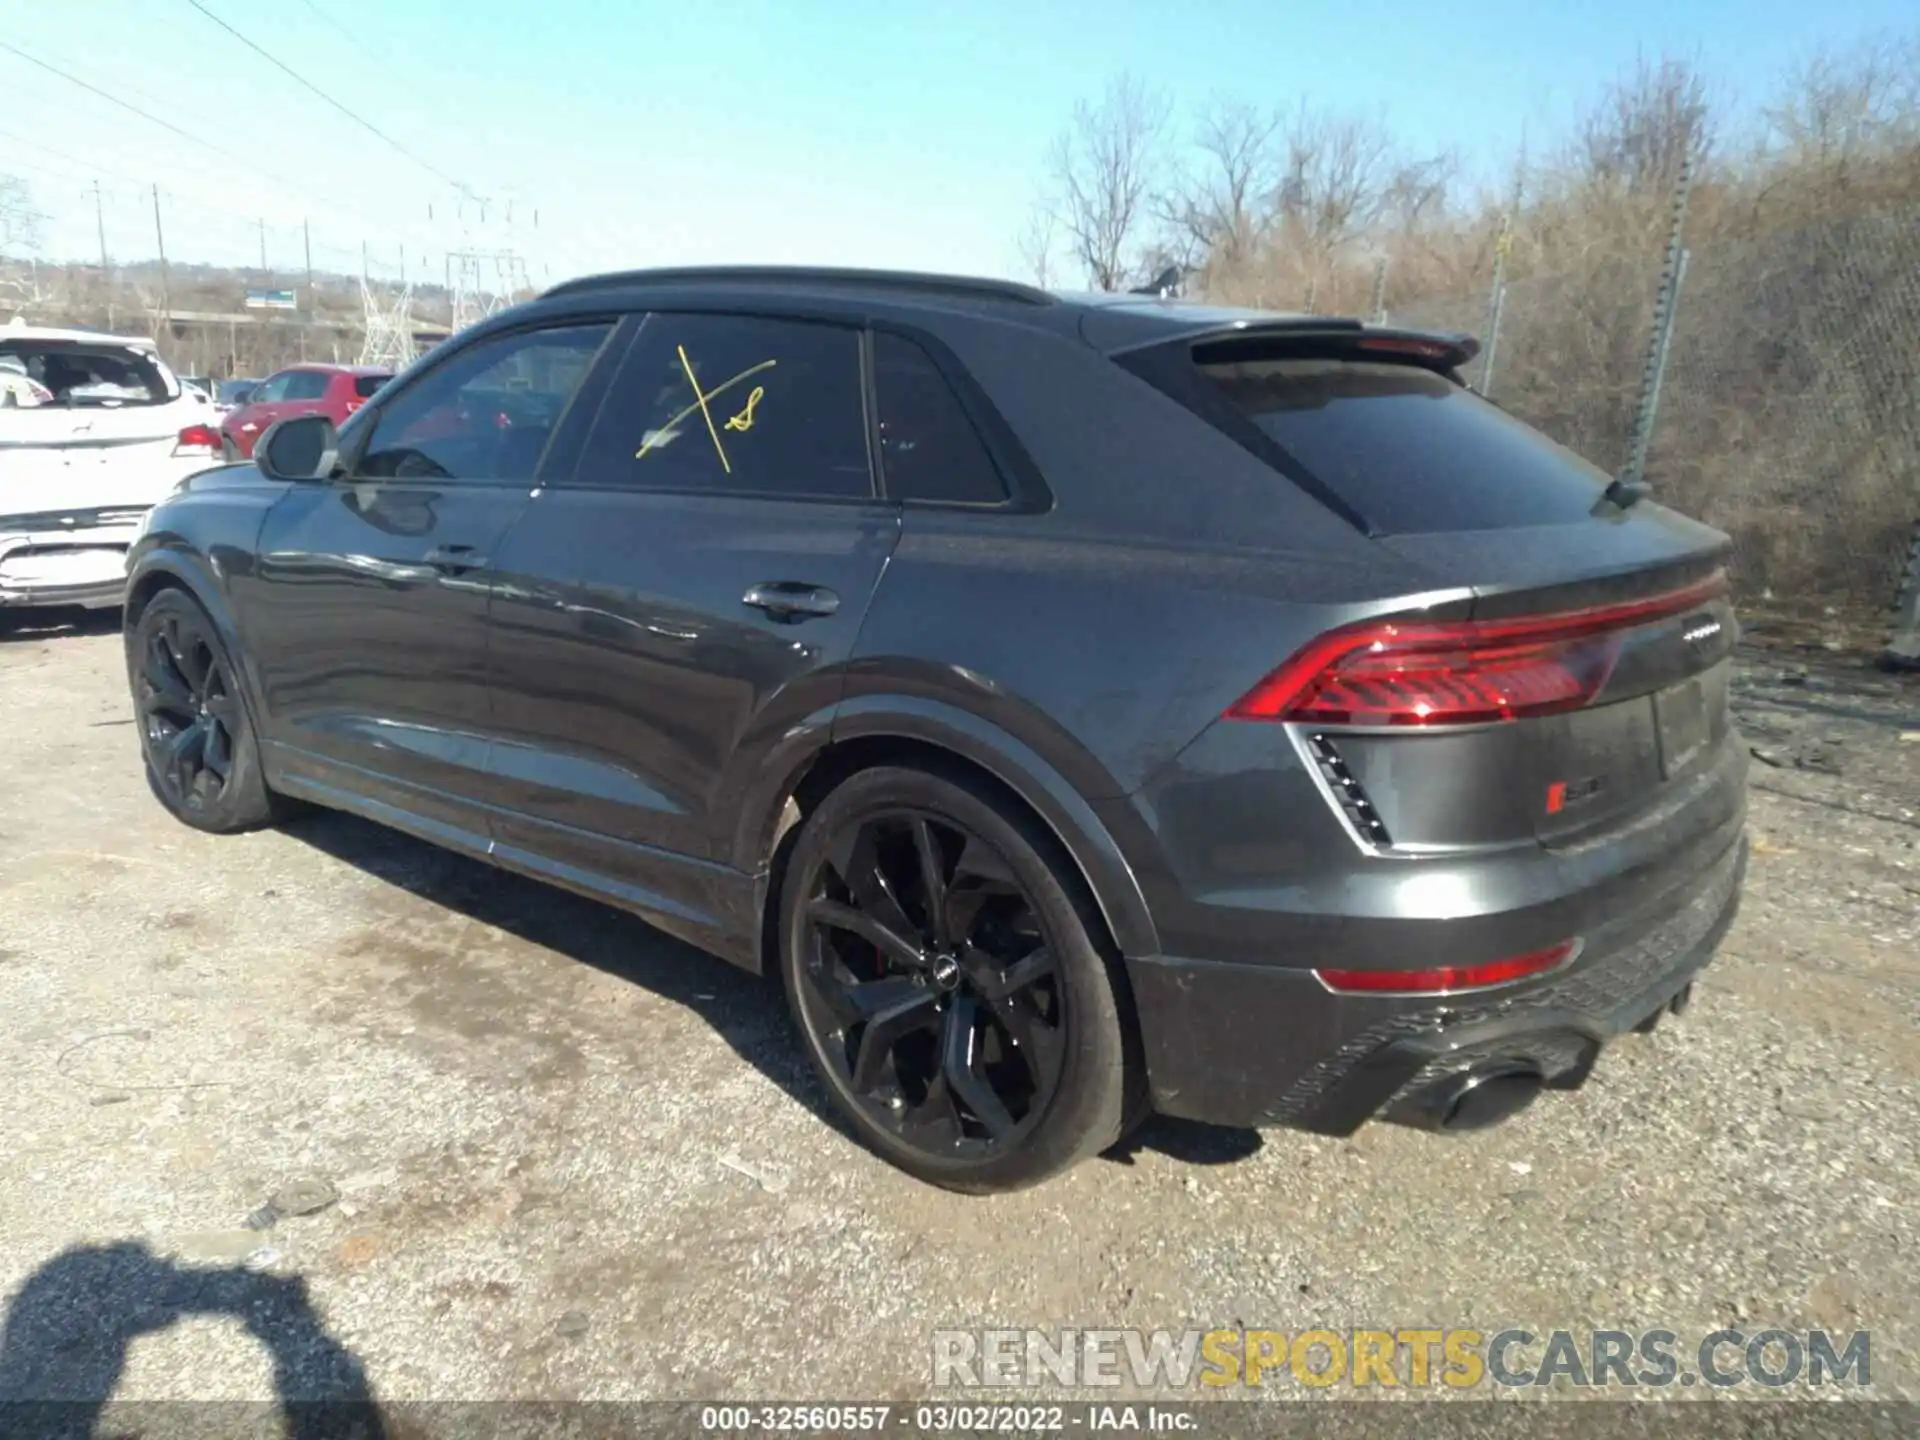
left=0, top=547, right=128, bottom=586
left=1655, top=676, right=1710, bottom=779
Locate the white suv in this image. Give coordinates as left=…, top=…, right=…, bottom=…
left=1, top=319, right=223, bottom=617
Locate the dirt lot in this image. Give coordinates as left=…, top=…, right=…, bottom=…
left=0, top=613, right=1915, bottom=1410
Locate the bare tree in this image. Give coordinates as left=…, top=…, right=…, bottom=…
left=1160, top=99, right=1278, bottom=271
left=1272, top=103, right=1400, bottom=254
left=1, top=174, right=42, bottom=257
left=1045, top=74, right=1173, bottom=291
left=1575, top=53, right=1715, bottom=196
left=1763, top=34, right=1920, bottom=178
left=1014, top=207, right=1060, bottom=290
left=0, top=175, right=42, bottom=307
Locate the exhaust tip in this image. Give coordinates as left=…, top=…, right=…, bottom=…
left=1434, top=1066, right=1545, bottom=1132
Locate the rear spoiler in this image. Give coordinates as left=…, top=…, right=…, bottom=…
left=1111, top=317, right=1480, bottom=374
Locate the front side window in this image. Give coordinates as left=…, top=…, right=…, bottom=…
left=353, top=323, right=612, bottom=481
left=572, top=313, right=872, bottom=499
left=250, top=374, right=293, bottom=405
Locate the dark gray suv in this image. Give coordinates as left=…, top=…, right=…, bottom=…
left=123, top=267, right=1747, bottom=1192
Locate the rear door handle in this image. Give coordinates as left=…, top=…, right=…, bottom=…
left=742, top=581, right=840, bottom=621
left=424, top=544, right=487, bottom=574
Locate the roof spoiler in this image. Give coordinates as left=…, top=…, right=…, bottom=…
left=1118, top=316, right=1481, bottom=373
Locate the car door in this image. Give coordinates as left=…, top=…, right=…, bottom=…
left=235, top=320, right=619, bottom=841
left=225, top=371, right=291, bottom=456
left=483, top=310, right=902, bottom=893
left=276, top=368, right=332, bottom=423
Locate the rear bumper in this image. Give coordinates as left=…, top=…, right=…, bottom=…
left=0, top=529, right=135, bottom=610
left=0, top=575, right=127, bottom=609
left=1127, top=829, right=1747, bottom=1132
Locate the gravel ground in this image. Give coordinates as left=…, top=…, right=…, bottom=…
left=0, top=613, right=1914, bottom=1412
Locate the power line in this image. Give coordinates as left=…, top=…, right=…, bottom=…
left=0, top=39, right=253, bottom=169
left=299, top=0, right=381, bottom=65
left=180, top=0, right=471, bottom=197
left=0, top=54, right=449, bottom=265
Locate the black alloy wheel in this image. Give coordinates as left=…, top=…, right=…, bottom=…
left=137, top=607, right=239, bottom=814
left=129, top=589, right=285, bottom=833
left=781, top=766, right=1138, bottom=1192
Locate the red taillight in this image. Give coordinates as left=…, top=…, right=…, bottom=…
left=174, top=423, right=221, bottom=456
left=345, top=398, right=365, bottom=414
left=1226, top=571, right=1728, bottom=726
left=1316, top=939, right=1579, bottom=995
left=1357, top=335, right=1454, bottom=361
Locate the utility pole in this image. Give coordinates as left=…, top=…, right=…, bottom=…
left=151, top=183, right=170, bottom=338
left=302, top=218, right=314, bottom=360
left=93, top=180, right=113, bottom=328
left=258, top=217, right=268, bottom=278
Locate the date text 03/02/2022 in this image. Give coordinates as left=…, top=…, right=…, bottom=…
left=699, top=1404, right=1195, bottom=1432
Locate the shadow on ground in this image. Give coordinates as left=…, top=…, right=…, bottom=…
left=0, top=1241, right=384, bottom=1438
left=284, top=808, right=1264, bottom=1176
left=0, top=607, right=123, bottom=645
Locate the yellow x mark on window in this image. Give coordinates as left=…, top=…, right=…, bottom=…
left=635, top=347, right=778, bottom=474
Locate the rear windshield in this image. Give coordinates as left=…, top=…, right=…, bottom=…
left=0, top=341, right=175, bottom=408
left=1167, top=352, right=1612, bottom=535
left=354, top=375, right=388, bottom=399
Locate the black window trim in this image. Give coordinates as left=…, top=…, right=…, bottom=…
left=865, top=319, right=1051, bottom=515
left=335, top=314, right=628, bottom=488
left=552, top=309, right=885, bottom=507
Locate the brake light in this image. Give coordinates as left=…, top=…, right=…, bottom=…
left=1357, top=335, right=1454, bottom=361
left=1316, top=939, right=1579, bottom=995
left=345, top=398, right=365, bottom=414
left=1226, top=571, right=1727, bottom=726
left=174, top=423, right=221, bottom=458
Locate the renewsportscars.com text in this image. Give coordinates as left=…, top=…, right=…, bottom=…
left=932, top=1327, right=1872, bottom=1391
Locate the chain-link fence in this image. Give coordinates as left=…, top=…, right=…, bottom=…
left=1391, top=202, right=1920, bottom=631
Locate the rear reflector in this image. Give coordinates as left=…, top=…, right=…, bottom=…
left=1316, top=939, right=1579, bottom=995
left=174, top=424, right=221, bottom=457
left=1226, top=571, right=1728, bottom=726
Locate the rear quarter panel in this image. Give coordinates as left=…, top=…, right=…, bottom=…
left=843, top=317, right=1447, bottom=800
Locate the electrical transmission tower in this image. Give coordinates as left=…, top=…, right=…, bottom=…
left=359, top=272, right=417, bottom=369
left=447, top=248, right=530, bottom=334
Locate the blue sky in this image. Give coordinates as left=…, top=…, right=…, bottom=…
left=1, top=0, right=1911, bottom=290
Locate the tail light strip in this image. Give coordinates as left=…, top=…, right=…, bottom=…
left=1316, top=938, right=1581, bottom=995
left=1227, top=571, right=1728, bottom=727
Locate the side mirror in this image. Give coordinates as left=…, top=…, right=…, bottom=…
left=255, top=414, right=340, bottom=482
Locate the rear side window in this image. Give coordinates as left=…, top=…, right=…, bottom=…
left=1151, top=352, right=1612, bottom=535
left=571, top=314, right=872, bottom=500
left=872, top=331, right=1008, bottom=505
left=281, top=371, right=330, bottom=401
left=0, top=342, right=171, bottom=407
left=354, top=375, right=388, bottom=399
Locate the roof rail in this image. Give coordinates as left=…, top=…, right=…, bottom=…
left=541, top=265, right=1056, bottom=307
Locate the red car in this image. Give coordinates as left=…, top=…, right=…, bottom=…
left=219, top=364, right=392, bottom=460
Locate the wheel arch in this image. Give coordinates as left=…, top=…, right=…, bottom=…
left=123, top=551, right=268, bottom=737
left=742, top=696, right=1161, bottom=976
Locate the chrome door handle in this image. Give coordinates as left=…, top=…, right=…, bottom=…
left=742, top=582, right=840, bottom=620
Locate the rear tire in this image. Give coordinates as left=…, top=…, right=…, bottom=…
left=220, top=435, right=240, bottom=463
left=128, top=588, right=286, bottom=833
left=778, top=764, right=1139, bottom=1193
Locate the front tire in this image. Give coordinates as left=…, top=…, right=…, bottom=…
left=778, top=765, right=1139, bottom=1193
left=128, top=588, right=284, bottom=833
